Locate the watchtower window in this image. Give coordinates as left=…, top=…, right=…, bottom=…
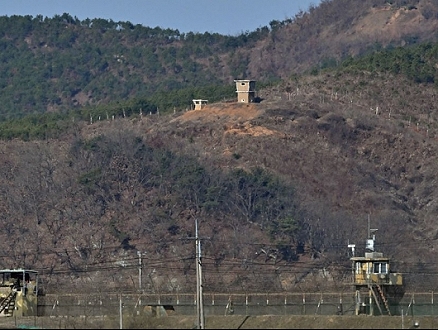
left=355, top=262, right=361, bottom=274
left=373, top=262, right=388, bottom=274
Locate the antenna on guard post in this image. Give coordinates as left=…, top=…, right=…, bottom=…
left=366, top=214, right=378, bottom=252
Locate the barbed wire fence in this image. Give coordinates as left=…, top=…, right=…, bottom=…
left=36, top=291, right=438, bottom=318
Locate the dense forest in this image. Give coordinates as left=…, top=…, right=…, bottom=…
left=1, top=0, right=438, bottom=122
left=0, top=13, right=270, bottom=120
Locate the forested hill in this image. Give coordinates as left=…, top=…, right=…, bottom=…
left=2, top=0, right=438, bottom=295
left=1, top=0, right=438, bottom=121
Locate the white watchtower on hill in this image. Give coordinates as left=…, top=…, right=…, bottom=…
left=234, top=79, right=256, bottom=103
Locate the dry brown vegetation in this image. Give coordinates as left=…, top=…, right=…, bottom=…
left=2, top=69, right=438, bottom=295
left=2, top=0, right=438, bottom=298
left=246, top=0, right=438, bottom=79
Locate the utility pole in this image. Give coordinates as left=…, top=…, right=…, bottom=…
left=185, top=219, right=209, bottom=329
left=195, top=219, right=205, bottom=330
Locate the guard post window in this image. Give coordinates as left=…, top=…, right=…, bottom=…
left=373, top=262, right=388, bottom=274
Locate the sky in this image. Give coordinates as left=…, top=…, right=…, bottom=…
left=0, top=0, right=322, bottom=36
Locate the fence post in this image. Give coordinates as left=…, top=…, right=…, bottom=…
left=194, top=294, right=197, bottom=316
left=412, top=294, right=415, bottom=318
left=338, top=293, right=343, bottom=315
left=225, top=296, right=234, bottom=316
left=315, top=293, right=323, bottom=315
left=302, top=293, right=306, bottom=315
left=284, top=295, right=287, bottom=315
left=401, top=308, right=404, bottom=329
left=119, top=294, right=123, bottom=330
left=50, top=296, right=59, bottom=317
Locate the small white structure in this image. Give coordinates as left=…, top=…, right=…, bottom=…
left=192, top=99, right=208, bottom=110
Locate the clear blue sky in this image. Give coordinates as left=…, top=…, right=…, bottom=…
left=0, top=0, right=321, bottom=36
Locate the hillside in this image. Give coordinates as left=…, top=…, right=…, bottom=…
left=2, top=67, right=438, bottom=294
left=1, top=0, right=438, bottom=119
left=249, top=0, right=438, bottom=78
left=1, top=0, right=438, bottom=296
